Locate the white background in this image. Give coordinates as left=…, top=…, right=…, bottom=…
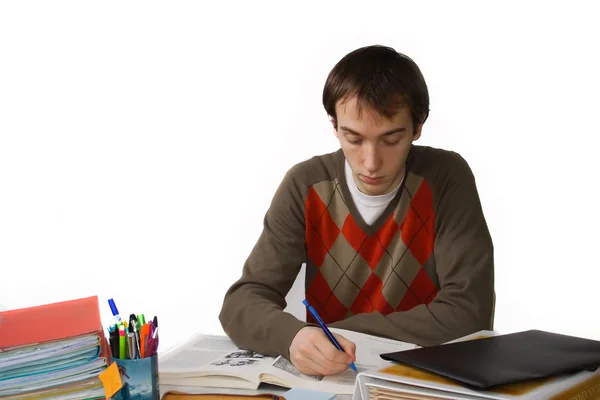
left=1, top=1, right=599, bottom=354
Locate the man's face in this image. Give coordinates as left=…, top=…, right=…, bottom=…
left=334, top=96, right=422, bottom=196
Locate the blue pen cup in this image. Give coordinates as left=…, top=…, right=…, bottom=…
left=111, top=354, right=159, bottom=400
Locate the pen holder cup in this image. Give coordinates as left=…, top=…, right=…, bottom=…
left=111, top=354, right=160, bottom=400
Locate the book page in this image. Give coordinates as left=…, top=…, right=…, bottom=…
left=159, top=334, right=241, bottom=372
left=159, top=333, right=276, bottom=387
left=329, top=327, right=418, bottom=370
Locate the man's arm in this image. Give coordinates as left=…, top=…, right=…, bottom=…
left=329, top=154, right=495, bottom=346
left=219, top=165, right=309, bottom=359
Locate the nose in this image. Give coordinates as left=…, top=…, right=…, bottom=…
left=363, top=143, right=382, bottom=173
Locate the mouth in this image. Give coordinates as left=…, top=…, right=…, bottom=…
left=360, top=175, right=384, bottom=185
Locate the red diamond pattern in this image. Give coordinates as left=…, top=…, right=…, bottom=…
left=400, top=181, right=435, bottom=265
left=341, top=215, right=365, bottom=251
left=306, top=273, right=348, bottom=323
left=410, top=268, right=438, bottom=303
left=306, top=291, right=329, bottom=323
left=342, top=214, right=399, bottom=270
left=306, top=272, right=331, bottom=306
left=305, top=186, right=340, bottom=267
left=396, top=289, right=420, bottom=311
left=350, top=273, right=394, bottom=315
left=322, top=295, right=348, bottom=323
left=396, top=268, right=438, bottom=311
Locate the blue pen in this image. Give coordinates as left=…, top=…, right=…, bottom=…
left=302, top=299, right=358, bottom=373
left=108, top=298, right=124, bottom=326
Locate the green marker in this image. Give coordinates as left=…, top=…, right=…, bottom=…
left=119, top=324, right=126, bottom=359
left=137, top=313, right=146, bottom=329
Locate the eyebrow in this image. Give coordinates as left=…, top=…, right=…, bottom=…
left=339, top=126, right=407, bottom=136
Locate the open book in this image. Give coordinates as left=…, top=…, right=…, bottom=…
left=158, top=328, right=419, bottom=395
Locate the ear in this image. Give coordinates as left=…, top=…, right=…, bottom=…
left=329, top=116, right=339, bottom=138
left=413, top=123, right=423, bottom=141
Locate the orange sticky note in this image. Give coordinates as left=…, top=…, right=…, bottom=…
left=99, top=362, right=123, bottom=399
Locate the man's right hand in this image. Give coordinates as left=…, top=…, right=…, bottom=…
left=288, top=326, right=356, bottom=376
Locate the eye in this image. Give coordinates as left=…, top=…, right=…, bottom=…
left=383, top=140, right=399, bottom=146
left=348, top=138, right=362, bottom=145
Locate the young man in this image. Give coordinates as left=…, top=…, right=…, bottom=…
left=219, top=45, right=495, bottom=377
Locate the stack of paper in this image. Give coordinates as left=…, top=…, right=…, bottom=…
left=352, top=330, right=600, bottom=400
left=0, top=296, right=111, bottom=399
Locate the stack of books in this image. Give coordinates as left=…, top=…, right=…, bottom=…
left=353, top=330, right=600, bottom=400
left=0, top=296, right=111, bottom=399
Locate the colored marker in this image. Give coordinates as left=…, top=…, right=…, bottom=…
left=140, top=323, right=150, bottom=358
left=137, top=313, right=146, bottom=330
left=108, top=298, right=124, bottom=325
left=149, top=322, right=159, bottom=356
left=109, top=329, right=119, bottom=359
left=152, top=316, right=159, bottom=349
left=119, top=325, right=126, bottom=359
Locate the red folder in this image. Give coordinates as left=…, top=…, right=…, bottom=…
left=0, top=295, right=111, bottom=362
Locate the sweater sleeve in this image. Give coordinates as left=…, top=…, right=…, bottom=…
left=218, top=165, right=309, bottom=359
left=328, top=153, right=495, bottom=346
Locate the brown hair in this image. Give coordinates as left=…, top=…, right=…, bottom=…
left=323, top=45, right=430, bottom=132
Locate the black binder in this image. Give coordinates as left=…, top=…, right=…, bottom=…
left=380, top=329, right=600, bottom=390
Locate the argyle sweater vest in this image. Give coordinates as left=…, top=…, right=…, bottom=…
left=304, top=171, right=439, bottom=325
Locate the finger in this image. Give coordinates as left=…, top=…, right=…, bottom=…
left=334, top=334, right=357, bottom=361
left=294, top=362, right=321, bottom=377
left=312, top=335, right=354, bottom=367
left=300, top=338, right=350, bottom=375
left=303, top=354, right=348, bottom=376
left=300, top=357, right=337, bottom=376
left=293, top=342, right=342, bottom=376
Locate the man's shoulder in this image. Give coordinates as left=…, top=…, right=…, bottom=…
left=408, top=145, right=478, bottom=197
left=409, top=145, right=473, bottom=177
left=270, top=150, right=342, bottom=210
left=410, top=144, right=467, bottom=165
left=283, top=149, right=343, bottom=186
